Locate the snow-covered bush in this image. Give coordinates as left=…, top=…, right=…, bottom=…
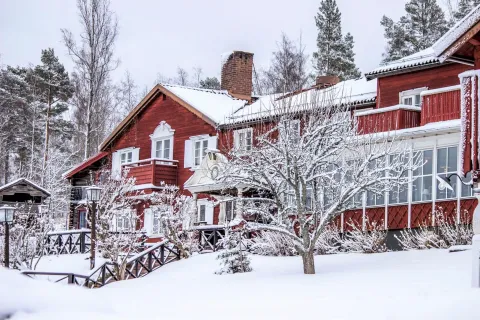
left=148, top=184, right=198, bottom=259
left=216, top=229, right=252, bottom=275
left=315, top=226, right=342, bottom=255
left=342, top=220, right=388, bottom=254
left=395, top=209, right=473, bottom=250
left=249, top=231, right=298, bottom=256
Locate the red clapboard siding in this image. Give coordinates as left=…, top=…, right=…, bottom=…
left=377, top=64, right=471, bottom=108
left=107, top=94, right=217, bottom=191
left=421, top=89, right=461, bottom=125
left=357, top=109, right=420, bottom=134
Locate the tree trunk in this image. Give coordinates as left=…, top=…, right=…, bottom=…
left=301, top=250, right=315, bottom=274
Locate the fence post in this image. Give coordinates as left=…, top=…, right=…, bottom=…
left=214, top=231, right=218, bottom=252
left=68, top=235, right=73, bottom=253
left=102, top=265, right=106, bottom=285
left=160, top=244, right=165, bottom=264
left=45, top=235, right=50, bottom=255
left=148, top=252, right=153, bottom=271
left=68, top=274, right=74, bottom=284
left=58, top=235, right=63, bottom=254
left=80, top=232, right=85, bottom=253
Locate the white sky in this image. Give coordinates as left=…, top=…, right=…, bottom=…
left=0, top=0, right=413, bottom=91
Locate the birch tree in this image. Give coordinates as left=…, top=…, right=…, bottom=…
left=219, top=91, right=418, bottom=274
left=62, top=0, right=119, bottom=160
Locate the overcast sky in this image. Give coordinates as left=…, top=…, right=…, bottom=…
left=0, top=0, right=412, bottom=91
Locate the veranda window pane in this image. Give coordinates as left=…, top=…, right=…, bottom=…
left=447, top=146, right=457, bottom=172
left=423, top=150, right=433, bottom=175
left=422, top=176, right=432, bottom=201
left=437, top=148, right=447, bottom=174
left=412, top=178, right=422, bottom=202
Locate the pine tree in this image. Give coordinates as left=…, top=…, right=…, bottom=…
left=215, top=229, right=252, bottom=275
left=381, top=0, right=448, bottom=63
left=200, top=77, right=221, bottom=90
left=32, top=48, right=74, bottom=184
left=313, top=0, right=360, bottom=80
left=453, top=0, right=480, bottom=22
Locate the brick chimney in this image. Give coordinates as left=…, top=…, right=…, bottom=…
left=221, top=51, right=254, bottom=101
left=315, top=75, right=340, bottom=89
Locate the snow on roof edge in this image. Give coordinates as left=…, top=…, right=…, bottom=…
left=0, top=178, right=51, bottom=196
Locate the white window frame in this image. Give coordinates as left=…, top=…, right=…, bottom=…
left=154, top=138, right=173, bottom=160
left=280, top=119, right=300, bottom=144
left=436, top=146, right=458, bottom=200
left=412, top=149, right=434, bottom=203
left=190, top=134, right=210, bottom=168
left=225, top=200, right=236, bottom=222
left=150, top=121, right=175, bottom=160
left=120, top=149, right=134, bottom=165
left=399, top=87, right=427, bottom=107
left=234, top=128, right=253, bottom=153
left=114, top=209, right=136, bottom=232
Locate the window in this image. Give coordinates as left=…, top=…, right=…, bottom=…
left=366, top=157, right=385, bottom=207
left=152, top=211, right=162, bottom=235
left=79, top=211, right=87, bottom=229
left=199, top=204, right=206, bottom=222
left=225, top=201, right=236, bottom=221
left=120, top=150, right=133, bottom=165
left=436, top=146, right=457, bottom=200
left=346, top=160, right=363, bottom=208
left=116, top=211, right=134, bottom=232
left=399, top=88, right=426, bottom=107
left=194, top=139, right=208, bottom=167
left=388, top=154, right=409, bottom=204
left=412, top=150, right=433, bottom=202
left=155, top=138, right=172, bottom=159
left=234, top=128, right=253, bottom=152
left=150, top=121, right=174, bottom=160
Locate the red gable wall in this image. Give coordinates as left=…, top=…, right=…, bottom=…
left=377, top=63, right=471, bottom=108
left=105, top=93, right=217, bottom=188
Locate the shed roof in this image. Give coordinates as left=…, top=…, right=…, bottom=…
left=0, top=178, right=51, bottom=197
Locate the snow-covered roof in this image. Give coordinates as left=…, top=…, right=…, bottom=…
left=365, top=47, right=440, bottom=79
left=433, top=4, right=480, bottom=61
left=223, top=77, right=377, bottom=125
left=0, top=178, right=51, bottom=197
left=161, top=84, right=248, bottom=124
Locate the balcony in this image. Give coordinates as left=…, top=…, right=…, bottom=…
left=355, top=105, right=421, bottom=134
left=123, top=158, right=178, bottom=188
left=421, top=85, right=460, bottom=126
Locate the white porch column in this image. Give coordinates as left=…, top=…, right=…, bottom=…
left=191, top=193, right=198, bottom=224
left=236, top=187, right=244, bottom=220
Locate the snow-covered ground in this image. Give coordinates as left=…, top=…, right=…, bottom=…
left=3, top=249, right=480, bottom=319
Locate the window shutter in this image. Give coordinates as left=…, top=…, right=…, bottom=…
left=132, top=148, right=140, bottom=163
left=206, top=202, right=214, bottom=225
left=143, top=208, right=152, bottom=236
left=208, top=135, right=218, bottom=150
left=184, top=140, right=193, bottom=168
left=111, top=151, right=121, bottom=180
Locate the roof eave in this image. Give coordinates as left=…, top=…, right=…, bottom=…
left=365, top=61, right=442, bottom=80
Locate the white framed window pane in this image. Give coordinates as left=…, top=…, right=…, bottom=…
left=412, top=178, right=422, bottom=202
left=403, top=97, right=413, bottom=105
left=163, top=139, right=170, bottom=159
left=414, top=95, right=421, bottom=106
left=199, top=205, right=206, bottom=221
left=156, top=140, right=162, bottom=158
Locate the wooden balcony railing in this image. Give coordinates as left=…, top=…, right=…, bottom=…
left=123, top=158, right=178, bottom=187
left=421, top=85, right=461, bottom=125
left=356, top=105, right=421, bottom=134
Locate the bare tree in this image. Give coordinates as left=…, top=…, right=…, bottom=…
left=62, top=0, right=119, bottom=160
left=258, top=33, right=312, bottom=95
left=219, top=90, right=418, bottom=274
left=113, top=70, right=138, bottom=125
left=95, top=170, right=144, bottom=280
left=175, top=67, right=189, bottom=86
left=192, top=66, right=203, bottom=87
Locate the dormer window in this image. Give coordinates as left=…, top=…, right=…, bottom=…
left=150, top=121, right=175, bottom=160
left=399, top=87, right=427, bottom=107
left=194, top=139, right=209, bottom=167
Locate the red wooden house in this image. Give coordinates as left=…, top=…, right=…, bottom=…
left=65, top=6, right=480, bottom=247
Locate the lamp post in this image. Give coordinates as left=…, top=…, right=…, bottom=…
left=86, top=185, right=102, bottom=270
left=0, top=205, right=15, bottom=268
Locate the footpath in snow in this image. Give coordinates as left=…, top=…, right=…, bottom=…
left=2, top=249, right=480, bottom=320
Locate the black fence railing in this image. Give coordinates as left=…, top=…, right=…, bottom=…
left=43, top=230, right=91, bottom=255
left=23, top=240, right=180, bottom=288
left=198, top=227, right=226, bottom=252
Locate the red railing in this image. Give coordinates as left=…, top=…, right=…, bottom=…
left=123, top=158, right=178, bottom=187
left=421, top=85, right=461, bottom=125
left=356, top=107, right=421, bottom=134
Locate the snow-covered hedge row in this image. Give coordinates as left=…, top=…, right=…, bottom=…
left=395, top=210, right=473, bottom=250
